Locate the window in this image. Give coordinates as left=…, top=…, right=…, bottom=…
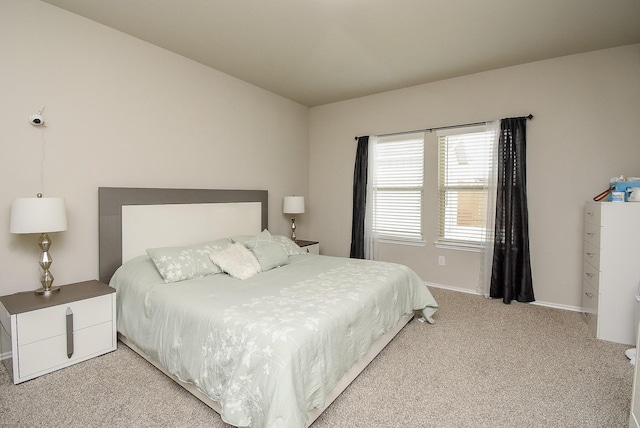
left=372, top=132, right=424, bottom=243
left=437, top=126, right=495, bottom=249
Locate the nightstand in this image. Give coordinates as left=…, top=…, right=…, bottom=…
left=0, top=280, right=116, bottom=384
left=296, top=240, right=319, bottom=255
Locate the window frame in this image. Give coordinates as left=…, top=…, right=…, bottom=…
left=371, top=132, right=425, bottom=245
left=435, top=125, right=494, bottom=252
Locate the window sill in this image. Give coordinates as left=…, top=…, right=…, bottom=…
left=434, top=240, right=482, bottom=252
left=377, top=238, right=426, bottom=247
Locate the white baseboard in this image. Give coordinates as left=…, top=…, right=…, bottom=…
left=0, top=351, right=11, bottom=361
left=425, top=282, right=583, bottom=313
left=426, top=282, right=479, bottom=295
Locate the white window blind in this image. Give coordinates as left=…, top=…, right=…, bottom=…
left=372, top=132, right=424, bottom=242
left=437, top=127, right=494, bottom=247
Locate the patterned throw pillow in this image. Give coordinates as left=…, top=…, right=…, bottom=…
left=229, top=235, right=252, bottom=246
left=245, top=230, right=289, bottom=271
left=209, top=243, right=261, bottom=280
left=146, top=238, right=231, bottom=283
left=271, top=234, right=306, bottom=256
left=232, top=231, right=306, bottom=256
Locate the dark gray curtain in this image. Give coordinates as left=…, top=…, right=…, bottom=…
left=490, top=117, right=534, bottom=303
left=350, top=136, right=369, bottom=259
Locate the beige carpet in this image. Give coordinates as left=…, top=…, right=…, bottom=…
left=0, top=287, right=633, bottom=427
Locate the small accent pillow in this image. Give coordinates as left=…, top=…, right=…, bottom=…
left=230, top=235, right=252, bottom=246
left=245, top=230, right=289, bottom=271
left=147, top=239, right=232, bottom=283
left=272, top=234, right=306, bottom=255
left=209, top=243, right=261, bottom=280
left=233, top=231, right=306, bottom=256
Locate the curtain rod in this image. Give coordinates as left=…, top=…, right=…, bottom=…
left=354, top=114, right=533, bottom=140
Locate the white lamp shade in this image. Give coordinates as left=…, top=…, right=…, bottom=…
left=283, top=196, right=305, bottom=214
left=10, top=197, right=68, bottom=234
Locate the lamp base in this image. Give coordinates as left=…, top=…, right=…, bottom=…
left=290, top=216, right=297, bottom=242
left=34, top=286, right=61, bottom=296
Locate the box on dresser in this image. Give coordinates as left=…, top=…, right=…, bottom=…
left=0, top=280, right=116, bottom=384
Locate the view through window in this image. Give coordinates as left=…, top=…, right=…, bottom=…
left=437, top=127, right=495, bottom=248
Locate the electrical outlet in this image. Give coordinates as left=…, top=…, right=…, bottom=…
left=438, top=256, right=445, bottom=266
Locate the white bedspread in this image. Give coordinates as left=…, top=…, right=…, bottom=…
left=110, top=254, right=438, bottom=428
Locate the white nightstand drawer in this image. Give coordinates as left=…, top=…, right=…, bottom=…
left=17, top=294, right=113, bottom=345
left=295, top=240, right=319, bottom=255
left=18, top=321, right=114, bottom=379
left=303, top=243, right=319, bottom=255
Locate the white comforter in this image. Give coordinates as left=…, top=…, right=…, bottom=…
left=110, top=254, right=438, bottom=428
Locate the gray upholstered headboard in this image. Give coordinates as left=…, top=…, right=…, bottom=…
left=98, top=187, right=268, bottom=284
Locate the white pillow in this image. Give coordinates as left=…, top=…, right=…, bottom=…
left=209, top=243, right=261, bottom=280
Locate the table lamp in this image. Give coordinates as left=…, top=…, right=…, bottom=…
left=10, top=195, right=68, bottom=295
left=283, top=196, right=305, bottom=241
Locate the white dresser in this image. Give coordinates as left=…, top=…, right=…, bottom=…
left=582, top=202, right=640, bottom=345
left=0, top=280, right=116, bottom=383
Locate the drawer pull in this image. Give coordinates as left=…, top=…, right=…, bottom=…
left=586, top=211, right=594, bottom=216
left=66, top=307, right=74, bottom=359
left=585, top=273, right=595, bottom=278
left=586, top=252, right=596, bottom=257
left=585, top=292, right=595, bottom=298
left=586, top=232, right=595, bottom=237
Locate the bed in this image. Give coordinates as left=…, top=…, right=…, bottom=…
left=98, top=187, right=438, bottom=428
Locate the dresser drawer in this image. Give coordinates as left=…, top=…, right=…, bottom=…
left=18, top=321, right=114, bottom=379
left=584, top=203, right=601, bottom=226
left=582, top=281, right=599, bottom=335
left=584, top=222, right=601, bottom=247
left=583, top=259, right=600, bottom=291
left=583, top=241, right=601, bottom=269
left=17, top=294, right=113, bottom=345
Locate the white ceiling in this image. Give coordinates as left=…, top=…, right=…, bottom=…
left=42, top=0, right=640, bottom=107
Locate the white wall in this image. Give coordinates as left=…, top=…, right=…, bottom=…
left=0, top=0, right=310, bottom=296
left=309, top=44, right=640, bottom=309
left=2, top=1, right=639, bottom=316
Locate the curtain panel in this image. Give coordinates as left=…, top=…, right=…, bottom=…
left=490, top=117, right=534, bottom=303
left=350, top=136, right=369, bottom=259
left=478, top=121, right=500, bottom=297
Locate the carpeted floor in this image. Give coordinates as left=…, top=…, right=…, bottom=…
left=0, top=287, right=634, bottom=427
